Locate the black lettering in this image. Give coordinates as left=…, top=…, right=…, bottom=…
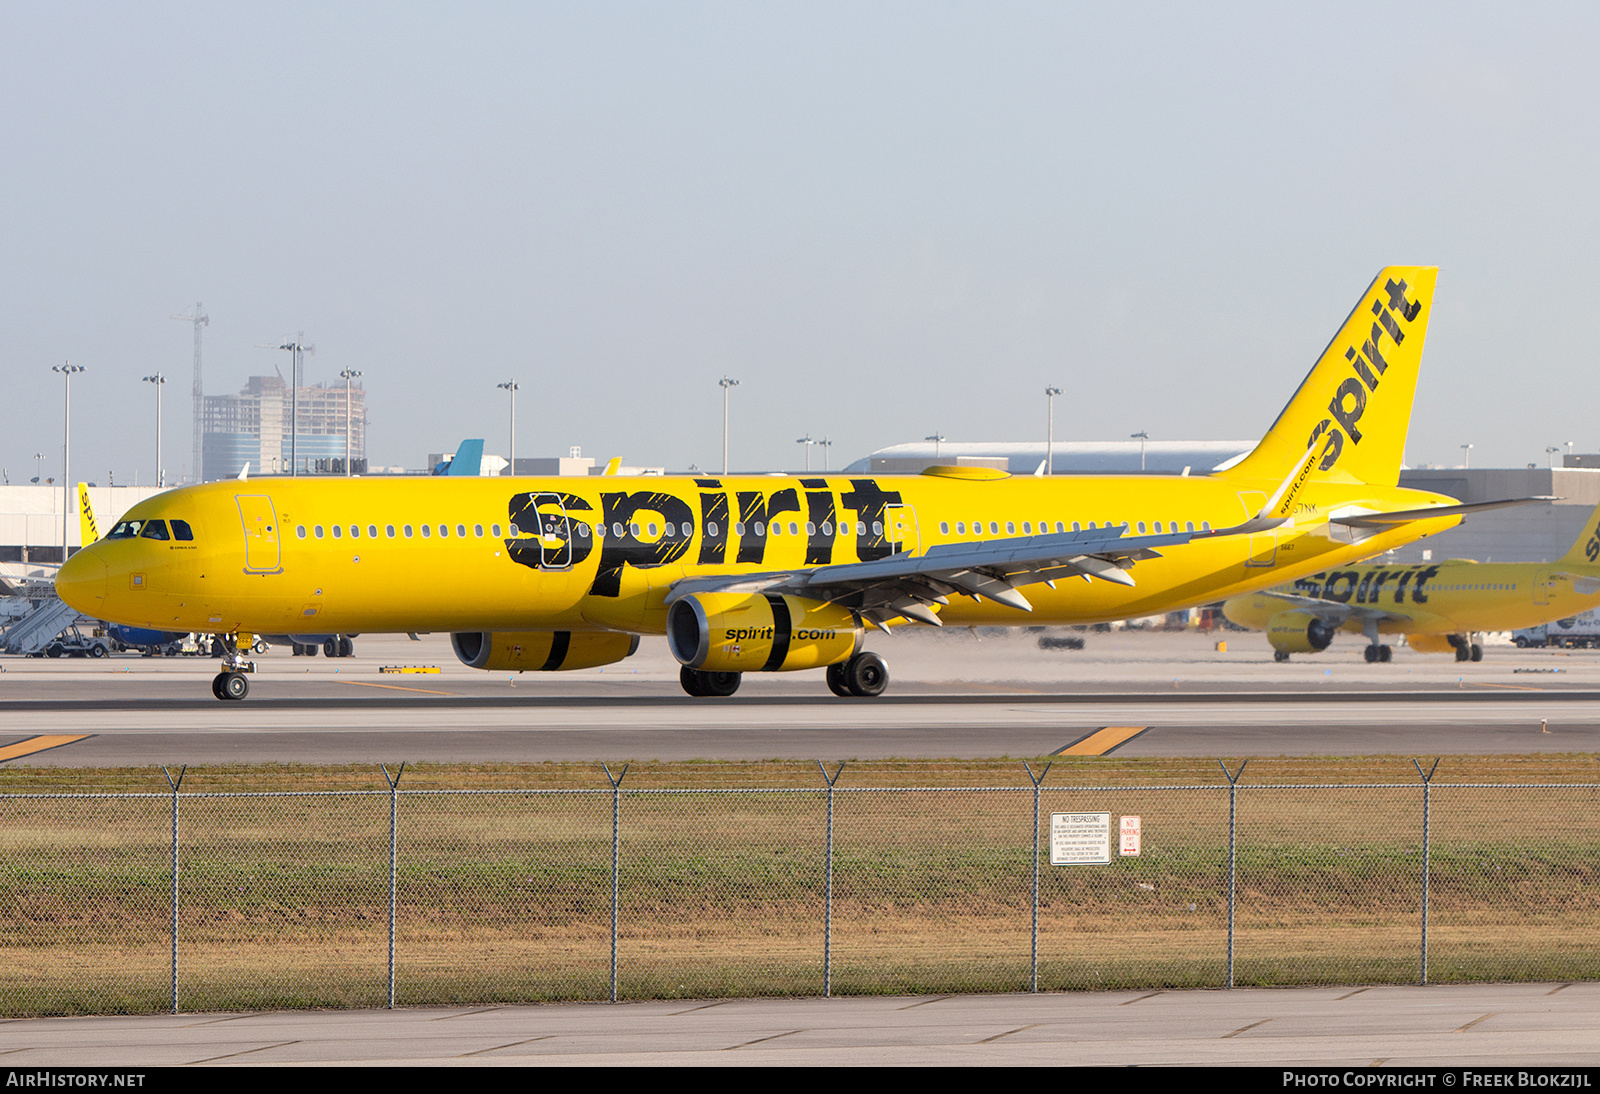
left=698, top=489, right=730, bottom=565
left=1308, top=420, right=1343, bottom=471
left=1356, top=570, right=1376, bottom=604
left=805, top=487, right=837, bottom=565
left=1328, top=378, right=1367, bottom=443
left=507, top=492, right=595, bottom=572
left=1384, top=277, right=1421, bottom=321
left=1323, top=571, right=1360, bottom=603
left=1362, top=331, right=1391, bottom=375
left=1293, top=572, right=1327, bottom=598
left=1392, top=568, right=1417, bottom=603
left=1345, top=346, right=1379, bottom=390
left=587, top=490, right=695, bottom=597
left=1371, top=299, right=1405, bottom=343
left=1411, top=565, right=1441, bottom=604
left=840, top=479, right=904, bottom=561
left=736, top=488, right=801, bottom=564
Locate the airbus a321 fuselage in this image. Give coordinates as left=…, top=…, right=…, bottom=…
left=57, top=266, right=1509, bottom=700
left=1223, top=499, right=1600, bottom=663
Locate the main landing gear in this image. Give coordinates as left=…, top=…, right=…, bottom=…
left=211, top=634, right=256, bottom=702
left=1363, top=644, right=1393, bottom=663
left=826, top=651, right=889, bottom=698
left=1450, top=634, right=1484, bottom=662
left=680, top=666, right=742, bottom=697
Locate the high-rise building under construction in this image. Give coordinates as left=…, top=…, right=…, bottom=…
left=201, top=375, right=366, bottom=480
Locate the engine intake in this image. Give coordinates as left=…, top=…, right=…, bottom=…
left=451, top=630, right=639, bottom=672
left=667, top=592, right=861, bottom=673
left=1266, top=610, right=1337, bottom=654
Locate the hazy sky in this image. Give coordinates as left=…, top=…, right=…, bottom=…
left=3, top=2, right=1598, bottom=484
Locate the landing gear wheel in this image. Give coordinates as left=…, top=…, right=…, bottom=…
left=1364, top=645, right=1380, bottom=664
left=844, top=651, right=889, bottom=697
left=1470, top=643, right=1483, bottom=662
left=826, top=662, right=854, bottom=695
left=324, top=638, right=338, bottom=658
left=679, top=665, right=707, bottom=697
left=1379, top=645, right=1392, bottom=663
left=211, top=673, right=226, bottom=700
left=220, top=672, right=249, bottom=701
left=1273, top=650, right=1290, bottom=663
left=338, top=636, right=353, bottom=658
left=1454, top=643, right=1470, bottom=662
left=679, top=667, right=741, bottom=697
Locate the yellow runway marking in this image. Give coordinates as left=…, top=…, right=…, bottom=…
left=1467, top=681, right=1546, bottom=692
left=337, top=679, right=458, bottom=697
left=1054, top=726, right=1150, bottom=756
left=0, top=735, right=93, bottom=763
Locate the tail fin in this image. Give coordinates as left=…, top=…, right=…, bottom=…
left=1218, top=266, right=1438, bottom=487
left=1558, top=501, right=1600, bottom=565
left=76, top=483, right=99, bottom=545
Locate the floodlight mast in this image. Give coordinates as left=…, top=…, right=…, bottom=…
left=171, top=304, right=207, bottom=483
left=272, top=335, right=314, bottom=476
left=340, top=369, right=363, bottom=476
left=1044, top=386, right=1062, bottom=476
left=53, top=362, right=84, bottom=556
left=498, top=381, right=518, bottom=476
left=719, top=376, right=738, bottom=474
left=142, top=373, right=166, bottom=487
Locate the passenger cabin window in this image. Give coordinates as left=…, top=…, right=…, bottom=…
left=297, top=526, right=307, bottom=539
left=368, top=525, right=378, bottom=538
left=457, top=525, right=467, bottom=538
left=332, top=526, right=342, bottom=538
left=139, top=520, right=170, bottom=541
left=386, top=525, right=396, bottom=538
left=491, top=524, right=501, bottom=537
left=314, top=526, right=325, bottom=538
left=403, top=525, right=413, bottom=538
left=421, top=526, right=431, bottom=538
left=171, top=520, right=194, bottom=541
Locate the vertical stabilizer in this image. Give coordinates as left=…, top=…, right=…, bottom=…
left=1219, top=266, right=1437, bottom=487
left=76, top=483, right=99, bottom=545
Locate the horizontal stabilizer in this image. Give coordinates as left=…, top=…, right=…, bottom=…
left=1331, top=496, right=1556, bottom=529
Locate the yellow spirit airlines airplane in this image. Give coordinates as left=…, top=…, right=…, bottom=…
left=56, top=266, right=1532, bottom=701
left=1222, top=500, right=1600, bottom=664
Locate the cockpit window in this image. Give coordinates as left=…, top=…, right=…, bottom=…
left=107, top=520, right=143, bottom=539
left=139, top=520, right=170, bottom=541
left=171, top=520, right=194, bottom=541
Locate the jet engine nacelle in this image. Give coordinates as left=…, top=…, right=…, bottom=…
left=451, top=630, right=639, bottom=672
left=667, top=592, right=862, bottom=673
left=1266, top=610, right=1337, bottom=654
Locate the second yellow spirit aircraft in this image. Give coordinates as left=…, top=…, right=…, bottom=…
left=57, top=266, right=1527, bottom=700
left=1223, top=500, right=1600, bottom=663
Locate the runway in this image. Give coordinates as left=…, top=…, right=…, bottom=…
left=3, top=630, right=1599, bottom=764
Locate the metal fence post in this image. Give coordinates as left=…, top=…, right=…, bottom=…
left=601, top=763, right=628, bottom=1003
left=1219, top=760, right=1247, bottom=990
left=816, top=762, right=844, bottom=997
left=1022, top=761, right=1052, bottom=993
left=381, top=763, right=405, bottom=1009
left=1413, top=758, right=1439, bottom=986
left=160, top=765, right=185, bottom=1015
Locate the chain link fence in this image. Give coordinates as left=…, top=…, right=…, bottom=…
left=2, top=761, right=1598, bottom=1015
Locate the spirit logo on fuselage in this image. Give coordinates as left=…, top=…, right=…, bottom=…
left=1307, top=278, right=1423, bottom=472
left=1293, top=564, right=1442, bottom=606
left=504, top=478, right=906, bottom=597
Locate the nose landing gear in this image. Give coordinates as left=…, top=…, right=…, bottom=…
left=211, top=633, right=256, bottom=701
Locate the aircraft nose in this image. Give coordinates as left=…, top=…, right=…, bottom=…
left=56, top=548, right=107, bottom=615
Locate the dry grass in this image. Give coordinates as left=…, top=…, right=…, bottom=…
left=0, top=755, right=1597, bottom=1014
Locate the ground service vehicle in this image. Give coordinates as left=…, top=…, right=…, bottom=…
left=58, top=267, right=1515, bottom=700
left=1513, top=609, right=1600, bottom=649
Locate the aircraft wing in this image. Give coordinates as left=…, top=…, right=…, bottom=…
left=1253, top=589, right=1395, bottom=626
left=666, top=518, right=1280, bottom=629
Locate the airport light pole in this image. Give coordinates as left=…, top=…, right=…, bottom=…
left=142, top=373, right=165, bottom=487
left=719, top=376, right=738, bottom=474
left=1461, top=443, right=1473, bottom=470
left=32, top=452, right=44, bottom=485
left=1547, top=446, right=1561, bottom=469
left=1131, top=430, right=1149, bottom=472
left=925, top=433, right=946, bottom=461
left=1045, top=386, right=1062, bottom=476
left=498, top=380, right=518, bottom=476
left=796, top=434, right=816, bottom=472
left=53, top=362, right=84, bottom=558
left=819, top=437, right=832, bottom=472
left=339, top=369, right=362, bottom=476
left=275, top=335, right=314, bottom=477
